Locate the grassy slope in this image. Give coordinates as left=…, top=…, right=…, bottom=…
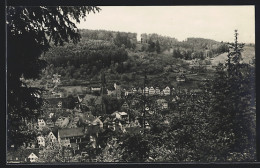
left=210, top=45, right=255, bottom=66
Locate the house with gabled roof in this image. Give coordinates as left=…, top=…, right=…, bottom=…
left=47, top=131, right=57, bottom=143
left=28, top=152, right=39, bottom=163
left=92, top=117, right=103, bottom=128
left=163, top=86, right=171, bottom=96
left=7, top=148, right=40, bottom=163
left=58, top=127, right=85, bottom=148
left=144, top=87, right=149, bottom=95
left=37, top=135, right=45, bottom=147
left=149, top=87, right=155, bottom=95
left=37, top=118, right=46, bottom=130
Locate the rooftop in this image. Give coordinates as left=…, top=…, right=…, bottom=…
left=58, top=127, right=85, bottom=138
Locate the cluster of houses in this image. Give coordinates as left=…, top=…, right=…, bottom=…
left=105, top=83, right=178, bottom=99
left=9, top=73, right=203, bottom=163
left=7, top=103, right=145, bottom=163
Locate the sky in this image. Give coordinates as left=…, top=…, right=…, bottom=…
left=77, top=6, right=255, bottom=43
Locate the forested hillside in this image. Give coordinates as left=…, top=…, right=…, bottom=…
left=39, top=29, right=231, bottom=88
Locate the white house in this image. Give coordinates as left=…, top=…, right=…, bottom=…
left=144, top=87, right=149, bottom=95
left=37, top=135, right=45, bottom=147
left=91, top=87, right=101, bottom=92
left=47, top=132, right=57, bottom=143
left=28, top=152, right=38, bottom=163
left=37, top=119, right=46, bottom=130
left=149, top=87, right=155, bottom=95
left=163, top=86, right=171, bottom=96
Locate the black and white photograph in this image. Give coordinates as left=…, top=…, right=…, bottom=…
left=6, top=5, right=256, bottom=163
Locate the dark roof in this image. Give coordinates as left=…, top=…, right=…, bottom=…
left=59, top=127, right=85, bottom=138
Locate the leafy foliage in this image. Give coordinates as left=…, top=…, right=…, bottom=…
left=7, top=6, right=100, bottom=149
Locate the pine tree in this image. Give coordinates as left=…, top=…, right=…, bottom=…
left=209, top=30, right=256, bottom=161
left=226, top=30, right=245, bottom=76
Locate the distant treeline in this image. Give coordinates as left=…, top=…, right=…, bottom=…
left=80, top=29, right=137, bottom=49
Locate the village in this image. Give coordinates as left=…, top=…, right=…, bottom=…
left=7, top=71, right=203, bottom=163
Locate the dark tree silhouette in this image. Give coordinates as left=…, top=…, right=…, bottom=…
left=7, top=6, right=100, bottom=149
